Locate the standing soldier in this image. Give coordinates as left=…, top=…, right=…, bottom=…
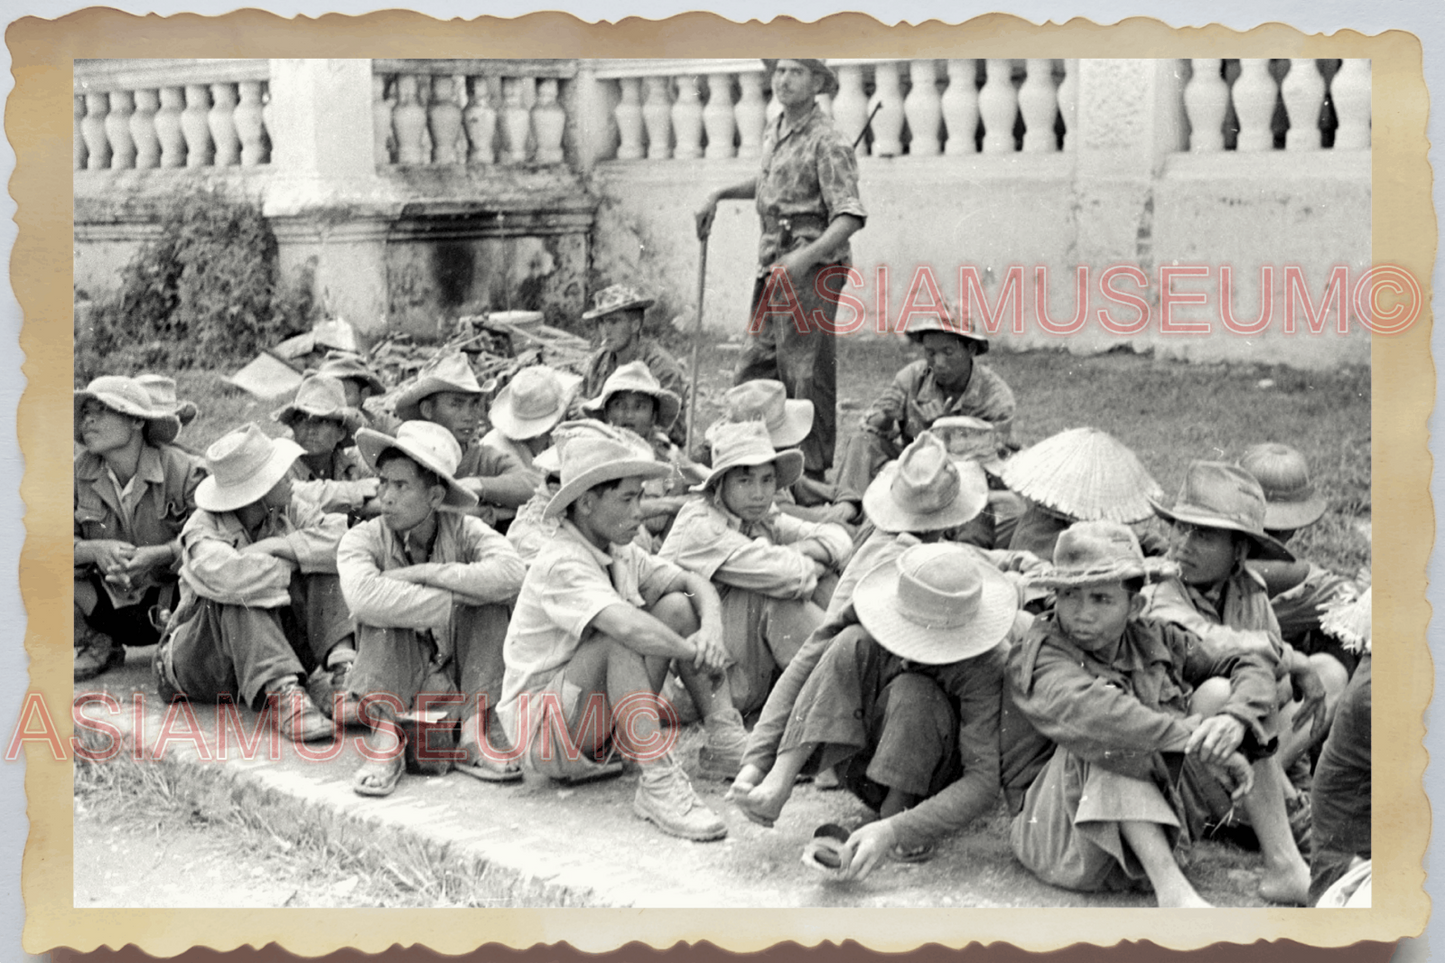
left=695, top=58, right=866, bottom=483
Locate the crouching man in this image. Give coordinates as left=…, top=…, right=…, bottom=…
left=498, top=436, right=733, bottom=841
left=155, top=424, right=351, bottom=743
left=342, top=422, right=527, bottom=797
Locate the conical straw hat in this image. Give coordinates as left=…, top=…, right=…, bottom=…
left=1000, top=427, right=1162, bottom=524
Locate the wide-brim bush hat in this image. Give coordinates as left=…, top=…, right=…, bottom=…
left=1238, top=442, right=1328, bottom=531
left=582, top=284, right=654, bottom=322
left=271, top=373, right=365, bottom=444
left=582, top=360, right=682, bottom=431
left=853, top=542, right=1018, bottom=664
left=135, top=373, right=200, bottom=427
left=695, top=420, right=804, bottom=493
left=534, top=420, right=655, bottom=475
left=929, top=415, right=1005, bottom=475
left=761, top=59, right=840, bottom=97
left=862, top=431, right=988, bottom=534
left=544, top=436, right=671, bottom=520
left=356, top=422, right=478, bottom=510
left=1151, top=461, right=1295, bottom=562
left=195, top=423, right=305, bottom=513
left=393, top=352, right=484, bottom=423
left=720, top=380, right=813, bottom=449
left=901, top=299, right=989, bottom=355
left=490, top=365, right=584, bottom=441
left=315, top=350, right=384, bottom=395
left=1029, top=520, right=1179, bottom=590
left=74, top=375, right=181, bottom=447
left=1001, top=427, right=1163, bottom=524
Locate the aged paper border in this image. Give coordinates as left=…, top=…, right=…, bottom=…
left=11, top=9, right=1432, bottom=956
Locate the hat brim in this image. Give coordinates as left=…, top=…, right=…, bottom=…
left=582, top=298, right=654, bottom=321
left=489, top=373, right=583, bottom=441
left=695, top=448, right=805, bottom=494
left=393, top=375, right=483, bottom=423
left=904, top=328, right=990, bottom=355
left=760, top=59, right=840, bottom=97
left=544, top=458, right=672, bottom=519
left=355, top=428, right=478, bottom=510
left=766, top=400, right=814, bottom=449
left=1028, top=556, right=1180, bottom=590
left=1150, top=500, right=1295, bottom=562
left=271, top=402, right=365, bottom=445
left=74, top=390, right=181, bottom=447
left=194, top=438, right=305, bottom=513
left=861, top=458, right=989, bottom=534
left=1262, top=496, right=1328, bottom=531
left=584, top=386, right=682, bottom=432
left=852, top=555, right=1018, bottom=664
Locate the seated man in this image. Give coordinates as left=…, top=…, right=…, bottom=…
left=1010, top=521, right=1309, bottom=906
left=833, top=309, right=1015, bottom=523
left=660, top=420, right=853, bottom=778
left=498, top=436, right=731, bottom=841
left=583, top=360, right=703, bottom=543
left=341, top=422, right=527, bottom=797
left=578, top=284, right=690, bottom=448
left=394, top=352, right=534, bottom=530
left=731, top=544, right=1024, bottom=880
left=1144, top=462, right=1335, bottom=786
left=273, top=372, right=378, bottom=517
left=314, top=350, right=401, bottom=436
left=1239, top=442, right=1361, bottom=686
left=481, top=364, right=582, bottom=479
left=712, top=380, right=842, bottom=521
left=74, top=376, right=204, bottom=681
left=155, top=424, right=350, bottom=743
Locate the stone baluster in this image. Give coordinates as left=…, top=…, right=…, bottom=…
left=533, top=77, right=567, bottom=164
left=1231, top=59, right=1276, bottom=152
left=1280, top=59, right=1325, bottom=151
left=703, top=72, right=737, bottom=159
left=501, top=77, right=533, bottom=164
left=1019, top=59, right=1058, bottom=153
left=259, top=82, right=275, bottom=164
left=978, top=59, right=1017, bottom=154
left=1056, top=59, right=1078, bottom=151
left=614, top=77, right=645, bottom=160
left=105, top=90, right=136, bottom=169
left=392, top=74, right=428, bottom=164
left=671, top=75, right=704, bottom=160
left=155, top=87, right=186, bottom=168
left=464, top=75, right=497, bottom=164
left=734, top=72, right=766, bottom=159
left=1330, top=59, right=1370, bottom=149
left=208, top=83, right=241, bottom=167
left=642, top=76, right=673, bottom=160
left=830, top=64, right=868, bottom=156
left=74, top=96, right=87, bottom=170
left=81, top=93, right=110, bottom=170
left=429, top=75, right=464, bottom=164
left=903, top=60, right=942, bottom=156
left=869, top=62, right=905, bottom=157
left=131, top=89, right=160, bottom=169
left=181, top=84, right=213, bottom=167
left=941, top=59, right=978, bottom=155
left=234, top=81, right=267, bottom=167
left=1182, top=59, right=1227, bottom=152
left=814, top=91, right=833, bottom=118
left=371, top=75, right=394, bottom=164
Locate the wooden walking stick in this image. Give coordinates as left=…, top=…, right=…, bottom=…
left=685, top=231, right=709, bottom=455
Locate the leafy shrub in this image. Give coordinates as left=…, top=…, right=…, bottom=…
left=78, top=190, right=315, bottom=381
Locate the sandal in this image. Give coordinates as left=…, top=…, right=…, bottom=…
left=454, top=757, right=524, bottom=784
left=352, top=754, right=405, bottom=798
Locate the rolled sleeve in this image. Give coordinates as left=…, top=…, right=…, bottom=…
left=816, top=137, right=867, bottom=227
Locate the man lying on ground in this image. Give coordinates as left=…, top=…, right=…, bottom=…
left=342, top=421, right=527, bottom=798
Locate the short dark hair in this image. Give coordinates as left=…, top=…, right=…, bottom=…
left=1121, top=577, right=1146, bottom=596
left=376, top=448, right=444, bottom=492
left=565, top=475, right=629, bottom=522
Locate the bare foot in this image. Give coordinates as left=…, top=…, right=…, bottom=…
left=735, top=772, right=791, bottom=827
left=1258, top=860, right=1311, bottom=905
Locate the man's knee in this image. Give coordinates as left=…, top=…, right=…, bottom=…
left=882, top=672, right=953, bottom=736
left=649, top=592, right=698, bottom=637
left=1190, top=676, right=1231, bottom=717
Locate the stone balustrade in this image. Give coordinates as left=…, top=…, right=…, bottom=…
left=371, top=60, right=576, bottom=167
left=584, top=58, right=1078, bottom=163
left=74, top=59, right=273, bottom=171
left=1180, top=59, right=1370, bottom=152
